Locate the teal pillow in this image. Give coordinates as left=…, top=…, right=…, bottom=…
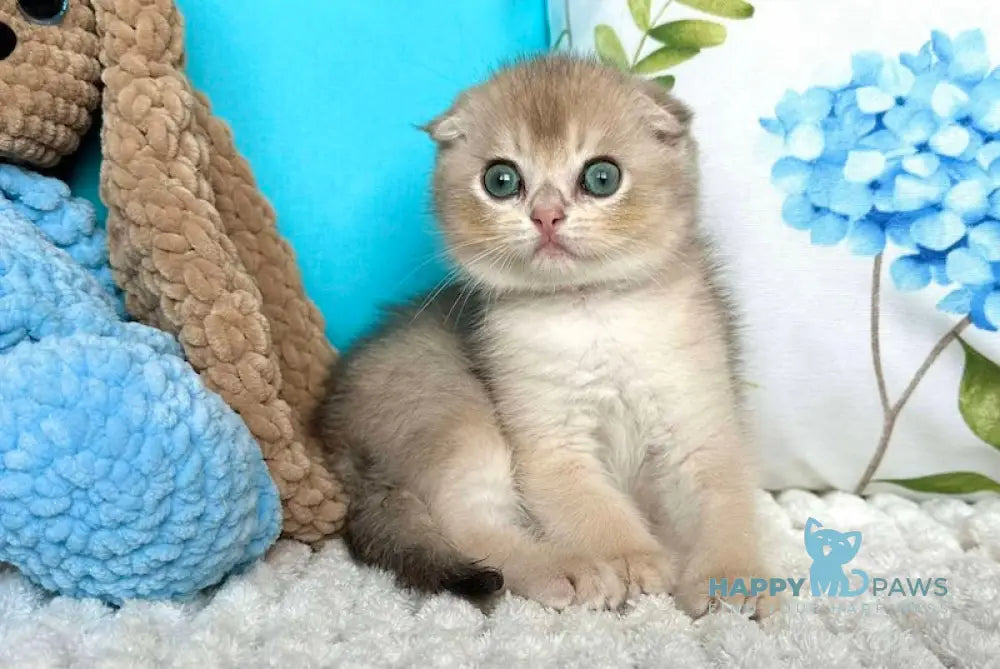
left=68, top=1, right=547, bottom=349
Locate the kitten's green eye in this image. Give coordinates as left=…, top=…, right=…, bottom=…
left=581, top=160, right=621, bottom=197
left=483, top=162, right=521, bottom=199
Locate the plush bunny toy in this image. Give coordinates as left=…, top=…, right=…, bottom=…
left=0, top=0, right=282, bottom=603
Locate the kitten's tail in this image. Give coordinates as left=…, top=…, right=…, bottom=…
left=846, top=569, right=870, bottom=597
left=344, top=479, right=504, bottom=597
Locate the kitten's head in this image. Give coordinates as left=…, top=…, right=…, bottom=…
left=424, top=55, right=699, bottom=293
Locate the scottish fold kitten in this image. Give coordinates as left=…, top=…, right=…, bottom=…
left=318, top=55, right=771, bottom=617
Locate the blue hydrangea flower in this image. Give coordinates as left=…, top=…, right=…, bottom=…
left=762, top=30, right=1000, bottom=330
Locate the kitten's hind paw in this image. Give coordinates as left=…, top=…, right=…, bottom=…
left=674, top=570, right=780, bottom=620
left=565, top=558, right=627, bottom=609
left=506, top=556, right=625, bottom=610
left=608, top=550, right=675, bottom=599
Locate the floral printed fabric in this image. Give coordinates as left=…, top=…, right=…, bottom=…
left=762, top=31, right=1000, bottom=331
left=550, top=1, right=1000, bottom=496
left=760, top=29, right=1000, bottom=494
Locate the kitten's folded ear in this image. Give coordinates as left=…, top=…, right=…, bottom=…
left=634, top=79, right=694, bottom=143
left=421, top=94, right=469, bottom=144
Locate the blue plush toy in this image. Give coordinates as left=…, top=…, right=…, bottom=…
left=0, top=164, right=282, bottom=603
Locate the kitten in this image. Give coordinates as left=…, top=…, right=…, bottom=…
left=318, top=55, right=772, bottom=617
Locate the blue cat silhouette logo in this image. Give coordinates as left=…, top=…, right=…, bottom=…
left=804, top=517, right=870, bottom=597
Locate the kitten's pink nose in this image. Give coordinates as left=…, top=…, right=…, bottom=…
left=531, top=205, right=565, bottom=233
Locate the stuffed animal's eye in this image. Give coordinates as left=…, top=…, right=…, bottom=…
left=0, top=23, right=16, bottom=60
left=581, top=160, right=621, bottom=197
left=18, top=0, right=68, bottom=24
left=483, top=162, right=521, bottom=199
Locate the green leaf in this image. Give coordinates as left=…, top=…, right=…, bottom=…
left=653, top=74, right=676, bottom=90
left=959, top=339, right=1000, bottom=448
left=649, top=20, right=727, bottom=48
left=676, top=0, right=755, bottom=19
left=879, top=471, right=1000, bottom=494
left=628, top=0, right=652, bottom=30
left=633, top=46, right=700, bottom=74
left=594, top=25, right=629, bottom=70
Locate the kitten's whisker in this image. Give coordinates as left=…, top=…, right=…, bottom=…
left=410, top=268, right=464, bottom=323
left=393, top=236, right=507, bottom=293
left=391, top=252, right=451, bottom=292
left=449, top=282, right=473, bottom=325
left=444, top=247, right=501, bottom=324
left=427, top=244, right=507, bottom=324
left=452, top=272, right=485, bottom=326
left=444, top=282, right=468, bottom=324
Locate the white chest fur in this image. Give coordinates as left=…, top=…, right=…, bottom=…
left=479, top=280, right=722, bottom=484
left=488, top=290, right=667, bottom=390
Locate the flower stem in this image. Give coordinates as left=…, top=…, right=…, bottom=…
left=562, top=0, right=573, bottom=50
left=854, top=315, right=972, bottom=494
left=630, top=0, right=674, bottom=69
left=870, top=255, right=890, bottom=415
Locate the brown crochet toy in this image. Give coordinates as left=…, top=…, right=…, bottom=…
left=0, top=0, right=99, bottom=166
left=0, top=0, right=346, bottom=542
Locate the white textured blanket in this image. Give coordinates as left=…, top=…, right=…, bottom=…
left=2, top=491, right=999, bottom=668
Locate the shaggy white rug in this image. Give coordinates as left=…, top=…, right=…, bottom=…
left=2, top=490, right=999, bottom=669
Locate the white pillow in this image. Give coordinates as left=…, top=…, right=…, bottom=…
left=550, top=0, right=1000, bottom=496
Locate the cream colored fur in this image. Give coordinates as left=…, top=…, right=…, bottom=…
left=319, top=55, right=772, bottom=617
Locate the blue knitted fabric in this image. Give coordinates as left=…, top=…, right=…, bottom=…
left=0, top=165, right=123, bottom=314
left=0, top=166, right=282, bottom=604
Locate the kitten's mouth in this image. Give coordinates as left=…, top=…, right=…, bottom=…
left=533, top=238, right=575, bottom=259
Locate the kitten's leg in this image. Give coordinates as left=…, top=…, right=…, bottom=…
left=323, top=293, right=622, bottom=609
left=656, top=396, right=774, bottom=619
left=323, top=300, right=620, bottom=608
left=425, top=421, right=627, bottom=609
left=512, top=434, right=675, bottom=598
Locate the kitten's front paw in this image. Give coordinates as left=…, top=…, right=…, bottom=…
left=607, top=550, right=674, bottom=598
left=674, top=564, right=779, bottom=620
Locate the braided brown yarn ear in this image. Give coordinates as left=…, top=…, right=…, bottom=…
left=192, top=96, right=336, bottom=446
left=94, top=0, right=346, bottom=542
